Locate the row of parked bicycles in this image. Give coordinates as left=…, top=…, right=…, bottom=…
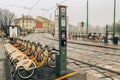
left=4, top=38, right=58, bottom=79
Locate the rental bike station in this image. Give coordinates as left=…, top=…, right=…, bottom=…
left=4, top=5, right=86, bottom=80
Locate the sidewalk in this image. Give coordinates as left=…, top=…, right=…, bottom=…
left=68, top=39, right=120, bottom=50
left=44, top=33, right=120, bottom=50
left=0, top=38, right=6, bottom=80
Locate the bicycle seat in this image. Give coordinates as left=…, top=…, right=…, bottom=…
left=27, top=52, right=35, bottom=57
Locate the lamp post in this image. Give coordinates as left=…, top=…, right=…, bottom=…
left=49, top=14, right=51, bottom=33
left=0, top=12, right=3, bottom=37
left=22, top=14, right=25, bottom=35
left=41, top=8, right=51, bottom=33
left=113, top=0, right=116, bottom=41
left=86, top=0, right=89, bottom=34
left=104, top=25, right=109, bottom=43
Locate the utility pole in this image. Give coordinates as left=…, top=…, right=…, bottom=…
left=22, top=14, right=24, bottom=32
left=49, top=14, right=51, bottom=33
left=104, top=25, right=108, bottom=43
left=86, top=0, right=89, bottom=34
left=113, top=0, right=116, bottom=39
left=81, top=22, right=84, bottom=38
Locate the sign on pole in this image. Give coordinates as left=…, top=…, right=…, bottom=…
left=9, top=26, right=18, bottom=38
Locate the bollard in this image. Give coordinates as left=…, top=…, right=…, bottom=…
left=113, top=37, right=118, bottom=44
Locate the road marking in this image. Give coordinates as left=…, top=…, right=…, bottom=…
left=55, top=72, right=78, bottom=80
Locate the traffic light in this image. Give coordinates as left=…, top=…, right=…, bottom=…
left=81, top=22, right=84, bottom=27
left=106, top=25, right=108, bottom=30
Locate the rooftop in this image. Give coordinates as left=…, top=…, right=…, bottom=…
left=15, top=15, right=35, bottom=21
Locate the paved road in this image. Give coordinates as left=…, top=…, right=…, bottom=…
left=9, top=33, right=120, bottom=80
left=46, top=33, right=120, bottom=80
left=19, top=33, right=120, bottom=80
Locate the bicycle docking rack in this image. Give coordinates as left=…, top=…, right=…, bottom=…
left=4, top=38, right=87, bottom=80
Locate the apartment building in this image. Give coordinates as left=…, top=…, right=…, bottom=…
left=14, top=15, right=36, bottom=31
left=36, top=16, right=54, bottom=33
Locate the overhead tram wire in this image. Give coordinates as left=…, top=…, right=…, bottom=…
left=29, top=0, right=41, bottom=13
left=59, top=0, right=67, bottom=5
left=47, top=0, right=67, bottom=11
left=40, top=0, right=67, bottom=18
left=0, top=0, right=66, bottom=13
left=3, top=0, right=67, bottom=18
left=41, top=0, right=67, bottom=12
left=0, top=3, right=32, bottom=17
left=0, top=3, right=30, bottom=10
left=0, top=1, right=41, bottom=17
left=10, top=5, right=31, bottom=10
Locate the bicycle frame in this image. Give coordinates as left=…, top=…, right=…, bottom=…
left=13, top=43, right=56, bottom=79
left=15, top=45, right=50, bottom=71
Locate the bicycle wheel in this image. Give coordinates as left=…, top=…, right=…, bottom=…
left=47, top=52, right=56, bottom=69
left=17, top=61, right=36, bottom=79
left=12, top=59, right=19, bottom=68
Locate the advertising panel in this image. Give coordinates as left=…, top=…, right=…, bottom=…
left=9, top=26, right=18, bottom=38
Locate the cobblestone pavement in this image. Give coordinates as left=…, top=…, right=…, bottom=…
left=0, top=38, right=6, bottom=80
left=19, top=33, right=120, bottom=80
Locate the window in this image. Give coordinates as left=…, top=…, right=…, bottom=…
left=26, top=21, right=28, bottom=23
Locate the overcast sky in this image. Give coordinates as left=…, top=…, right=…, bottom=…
left=0, top=0, right=120, bottom=27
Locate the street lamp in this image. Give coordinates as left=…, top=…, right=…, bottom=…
left=113, top=0, right=116, bottom=41
left=81, top=22, right=84, bottom=38
left=86, top=0, right=89, bottom=34
left=48, top=14, right=51, bottom=33
left=41, top=8, right=51, bottom=33
left=104, top=25, right=109, bottom=43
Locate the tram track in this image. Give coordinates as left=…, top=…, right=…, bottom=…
left=21, top=33, right=120, bottom=79
left=34, top=37, right=120, bottom=58
left=21, top=35, right=120, bottom=56
left=40, top=34, right=120, bottom=76
left=42, top=34, right=120, bottom=57
left=67, top=57, right=120, bottom=75
left=45, top=35, right=120, bottom=50
left=22, top=33, right=120, bottom=58
left=23, top=33, right=120, bottom=63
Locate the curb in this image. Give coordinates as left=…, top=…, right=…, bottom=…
left=68, top=40, right=120, bottom=50
left=45, top=35, right=120, bottom=50
left=0, top=57, right=7, bottom=80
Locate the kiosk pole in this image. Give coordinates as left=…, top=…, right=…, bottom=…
left=56, top=5, right=67, bottom=75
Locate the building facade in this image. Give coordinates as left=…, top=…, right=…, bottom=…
left=35, top=20, right=43, bottom=32
left=14, top=15, right=36, bottom=31
left=36, top=16, right=54, bottom=33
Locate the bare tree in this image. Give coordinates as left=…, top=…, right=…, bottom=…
left=0, top=8, right=15, bottom=36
